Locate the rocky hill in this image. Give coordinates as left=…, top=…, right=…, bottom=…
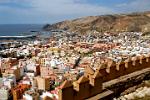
left=43, top=11, right=150, bottom=34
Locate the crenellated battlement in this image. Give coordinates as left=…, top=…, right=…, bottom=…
left=58, top=54, right=150, bottom=100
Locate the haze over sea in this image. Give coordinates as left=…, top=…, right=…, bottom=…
left=0, top=24, right=43, bottom=36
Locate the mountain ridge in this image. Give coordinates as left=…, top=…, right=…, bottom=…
left=43, top=11, right=150, bottom=34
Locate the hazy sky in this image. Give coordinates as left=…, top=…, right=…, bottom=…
left=0, top=0, right=150, bottom=24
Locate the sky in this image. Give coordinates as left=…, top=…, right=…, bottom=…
left=0, top=0, right=150, bottom=24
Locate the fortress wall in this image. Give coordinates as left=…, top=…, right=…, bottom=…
left=100, top=55, right=150, bottom=82
left=59, top=54, right=150, bottom=100
left=58, top=81, right=74, bottom=100
left=59, top=73, right=103, bottom=100
left=73, top=77, right=90, bottom=100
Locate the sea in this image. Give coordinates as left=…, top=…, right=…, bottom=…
left=0, top=24, right=43, bottom=36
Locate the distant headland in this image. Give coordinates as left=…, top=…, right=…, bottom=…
left=43, top=11, right=150, bottom=34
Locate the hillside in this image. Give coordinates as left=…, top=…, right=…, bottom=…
left=43, top=11, right=150, bottom=34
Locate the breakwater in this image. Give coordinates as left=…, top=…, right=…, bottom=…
left=0, top=34, right=37, bottom=40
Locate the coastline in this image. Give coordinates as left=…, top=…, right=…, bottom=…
left=0, top=24, right=43, bottom=36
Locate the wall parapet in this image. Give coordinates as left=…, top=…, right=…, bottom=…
left=59, top=54, right=150, bottom=100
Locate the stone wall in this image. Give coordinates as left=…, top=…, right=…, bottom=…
left=58, top=54, right=150, bottom=100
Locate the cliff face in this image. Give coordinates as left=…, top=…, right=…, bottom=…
left=44, top=11, right=150, bottom=34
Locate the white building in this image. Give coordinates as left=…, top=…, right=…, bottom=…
left=23, top=90, right=39, bottom=100
left=40, top=92, right=53, bottom=100
left=0, top=86, right=10, bottom=100
left=3, top=74, right=16, bottom=89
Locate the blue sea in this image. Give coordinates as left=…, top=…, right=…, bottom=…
left=0, top=24, right=43, bottom=36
